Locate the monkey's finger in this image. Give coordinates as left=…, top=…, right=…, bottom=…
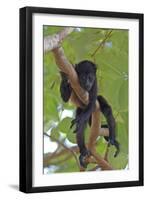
left=114, top=149, right=119, bottom=157
left=114, top=142, right=120, bottom=157
left=70, top=119, right=76, bottom=129
left=70, top=123, right=74, bottom=129
left=73, top=124, right=80, bottom=133
left=70, top=119, right=79, bottom=129
left=73, top=122, right=83, bottom=133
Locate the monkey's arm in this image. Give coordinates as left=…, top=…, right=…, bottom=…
left=60, top=72, right=72, bottom=102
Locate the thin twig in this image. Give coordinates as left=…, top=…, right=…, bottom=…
left=91, top=30, right=113, bottom=58
left=47, top=134, right=81, bottom=169
left=90, top=150, right=113, bottom=170
left=104, top=143, right=110, bottom=162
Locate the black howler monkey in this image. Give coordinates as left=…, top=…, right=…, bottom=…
left=60, top=60, right=119, bottom=168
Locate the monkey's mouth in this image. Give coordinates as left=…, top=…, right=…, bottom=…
left=83, top=83, right=92, bottom=91
left=79, top=79, right=92, bottom=91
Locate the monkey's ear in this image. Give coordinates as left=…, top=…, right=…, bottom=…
left=93, top=63, right=97, bottom=73
left=95, top=64, right=98, bottom=71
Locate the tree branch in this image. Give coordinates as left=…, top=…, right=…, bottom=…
left=49, top=135, right=81, bottom=170
left=90, top=151, right=113, bottom=170
left=88, top=101, right=101, bottom=150
left=44, top=27, right=89, bottom=105
left=44, top=127, right=109, bottom=167
left=44, top=28, right=75, bottom=52
left=52, top=47, right=89, bottom=105
left=44, top=146, right=78, bottom=167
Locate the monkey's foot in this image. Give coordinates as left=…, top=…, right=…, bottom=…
left=79, top=150, right=91, bottom=168
left=102, top=124, right=120, bottom=157
left=111, top=139, right=120, bottom=157
left=104, top=136, right=120, bottom=157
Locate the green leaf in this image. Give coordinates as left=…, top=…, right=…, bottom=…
left=55, top=157, right=79, bottom=173
left=119, top=80, right=128, bottom=110
left=43, top=26, right=63, bottom=37
left=116, top=122, right=128, bottom=154
left=50, top=127, right=60, bottom=141
left=99, top=78, right=123, bottom=110
left=105, top=119, right=128, bottom=169
left=58, top=117, right=77, bottom=143
left=58, top=117, right=73, bottom=134
left=67, top=132, right=77, bottom=144
left=108, top=146, right=128, bottom=169
left=120, top=111, right=128, bottom=127
left=96, top=137, right=107, bottom=157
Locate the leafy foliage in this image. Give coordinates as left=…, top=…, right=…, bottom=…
left=43, top=27, right=128, bottom=173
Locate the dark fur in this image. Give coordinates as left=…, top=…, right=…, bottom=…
left=60, top=60, right=119, bottom=168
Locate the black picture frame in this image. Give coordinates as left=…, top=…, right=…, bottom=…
left=19, top=6, right=144, bottom=193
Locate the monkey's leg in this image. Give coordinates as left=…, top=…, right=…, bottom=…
left=97, top=95, right=119, bottom=157
left=74, top=108, right=91, bottom=168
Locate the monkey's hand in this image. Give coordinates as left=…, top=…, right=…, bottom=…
left=70, top=115, right=87, bottom=133
left=79, top=149, right=91, bottom=168
left=104, top=136, right=120, bottom=157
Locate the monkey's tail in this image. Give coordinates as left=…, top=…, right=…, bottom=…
left=97, top=95, right=120, bottom=157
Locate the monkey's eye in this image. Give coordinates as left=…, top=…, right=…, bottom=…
left=88, top=74, right=94, bottom=82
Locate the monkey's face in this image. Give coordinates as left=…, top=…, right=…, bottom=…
left=79, top=72, right=96, bottom=91
left=75, top=60, right=97, bottom=91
